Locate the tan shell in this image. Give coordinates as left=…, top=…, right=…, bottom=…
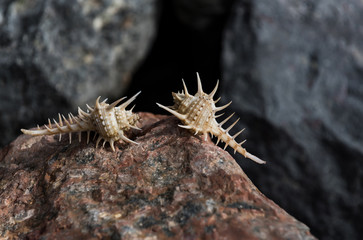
left=21, top=92, right=141, bottom=151
left=157, top=73, right=265, bottom=164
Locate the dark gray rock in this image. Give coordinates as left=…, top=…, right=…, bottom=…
left=222, top=0, right=363, bottom=239
left=0, top=0, right=158, bottom=147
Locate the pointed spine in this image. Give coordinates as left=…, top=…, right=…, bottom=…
left=21, top=114, right=93, bottom=136
left=156, top=103, right=186, bottom=120
left=196, top=72, right=203, bottom=95
left=182, top=79, right=190, bottom=96
left=117, top=91, right=141, bottom=110
left=214, top=101, right=232, bottom=112
left=211, top=123, right=265, bottom=164
left=107, top=97, right=126, bottom=110
left=209, top=80, right=219, bottom=98
left=214, top=97, right=221, bottom=104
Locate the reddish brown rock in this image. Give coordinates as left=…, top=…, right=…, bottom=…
left=0, top=112, right=316, bottom=239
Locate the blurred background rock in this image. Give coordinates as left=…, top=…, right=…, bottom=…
left=0, top=0, right=362, bottom=239
left=0, top=0, right=158, bottom=147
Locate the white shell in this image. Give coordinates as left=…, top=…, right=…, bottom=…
left=157, top=73, right=265, bottom=164
left=21, top=92, right=141, bottom=151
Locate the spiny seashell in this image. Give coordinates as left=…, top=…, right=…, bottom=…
left=21, top=91, right=141, bottom=151
left=157, top=73, right=265, bottom=164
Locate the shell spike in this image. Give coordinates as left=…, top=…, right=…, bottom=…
left=53, top=119, right=62, bottom=130
left=107, top=97, right=127, bottom=110
left=95, top=96, right=101, bottom=109
left=178, top=124, right=193, bottom=129
left=121, top=134, right=138, bottom=145
left=44, top=124, right=52, bottom=131
left=214, top=97, right=221, bottom=104
left=70, top=113, right=77, bottom=123
left=87, top=131, right=91, bottom=144
left=68, top=113, right=74, bottom=124
left=182, top=79, right=189, bottom=96
left=110, top=140, right=115, bottom=152
left=156, top=103, right=186, bottom=120
left=62, top=114, right=71, bottom=127
left=219, top=113, right=235, bottom=127
left=78, top=107, right=90, bottom=117
left=215, top=113, right=224, bottom=118
left=96, top=136, right=103, bottom=148
left=196, top=72, right=203, bottom=95
left=130, top=125, right=141, bottom=130
left=225, top=118, right=240, bottom=133
left=215, top=101, right=232, bottom=112
left=78, top=107, right=83, bottom=116
left=129, top=105, right=136, bottom=112
left=86, top=104, right=94, bottom=112
left=118, top=91, right=141, bottom=110
left=53, top=119, right=62, bottom=141
left=209, top=80, right=219, bottom=98
left=245, top=152, right=266, bottom=164
left=232, top=128, right=245, bottom=139
left=223, top=142, right=228, bottom=150
left=58, top=113, right=63, bottom=126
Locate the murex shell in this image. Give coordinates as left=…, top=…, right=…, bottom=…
left=157, top=73, right=265, bottom=164
left=21, top=73, right=265, bottom=164
left=21, top=92, right=141, bottom=151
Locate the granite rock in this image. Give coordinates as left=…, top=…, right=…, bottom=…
left=0, top=113, right=316, bottom=239
left=0, top=0, right=158, bottom=147
left=222, top=0, right=363, bottom=239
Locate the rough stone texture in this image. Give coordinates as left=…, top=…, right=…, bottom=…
left=0, top=0, right=158, bottom=147
left=222, top=1, right=363, bottom=239
left=0, top=113, right=316, bottom=239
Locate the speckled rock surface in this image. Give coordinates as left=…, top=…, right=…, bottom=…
left=0, top=113, right=316, bottom=239
left=0, top=0, right=158, bottom=147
